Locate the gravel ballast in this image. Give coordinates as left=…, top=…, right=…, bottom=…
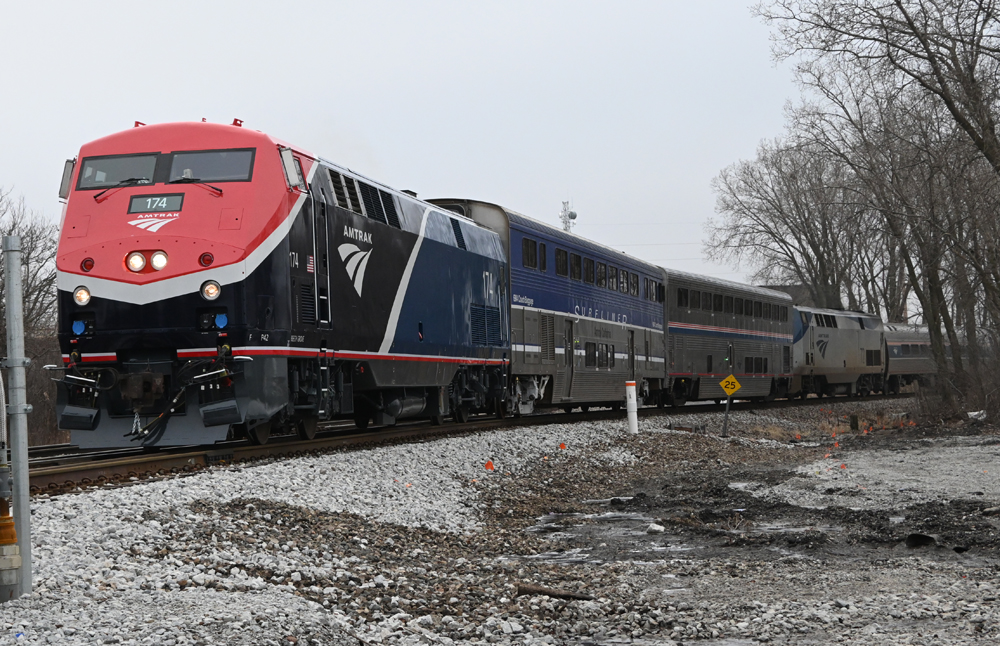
left=0, top=398, right=997, bottom=645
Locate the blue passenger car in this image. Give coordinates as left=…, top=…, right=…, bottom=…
left=430, top=199, right=667, bottom=413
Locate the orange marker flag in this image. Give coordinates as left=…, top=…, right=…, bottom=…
left=559, top=443, right=566, bottom=450
left=485, top=460, right=494, bottom=471
left=840, top=464, right=847, bottom=469
left=824, top=453, right=831, bottom=458
left=832, top=432, right=836, bottom=438
left=834, top=442, right=839, bottom=448
left=795, top=434, right=801, bottom=440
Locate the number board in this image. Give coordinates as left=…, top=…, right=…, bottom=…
left=128, top=194, right=184, bottom=214
left=719, top=376, right=741, bottom=397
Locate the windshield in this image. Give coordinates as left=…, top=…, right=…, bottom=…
left=77, top=154, right=157, bottom=189
left=169, top=149, right=254, bottom=182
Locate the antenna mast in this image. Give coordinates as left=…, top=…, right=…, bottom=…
left=559, top=201, right=577, bottom=232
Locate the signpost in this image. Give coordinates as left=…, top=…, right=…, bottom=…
left=719, top=375, right=741, bottom=438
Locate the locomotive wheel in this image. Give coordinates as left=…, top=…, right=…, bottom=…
left=580, top=405, right=589, bottom=413
left=494, top=401, right=507, bottom=419
left=611, top=402, right=621, bottom=412
left=354, top=413, right=370, bottom=430
left=247, top=421, right=271, bottom=445
left=431, top=414, right=445, bottom=426
left=297, top=418, right=318, bottom=441
left=454, top=407, right=470, bottom=424
left=563, top=406, right=574, bottom=414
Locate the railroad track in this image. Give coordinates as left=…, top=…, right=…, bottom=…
left=27, top=394, right=912, bottom=495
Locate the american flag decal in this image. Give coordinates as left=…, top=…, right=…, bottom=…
left=306, top=255, right=315, bottom=273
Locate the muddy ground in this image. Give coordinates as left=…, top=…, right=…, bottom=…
left=469, top=403, right=1000, bottom=644
left=128, top=400, right=1000, bottom=645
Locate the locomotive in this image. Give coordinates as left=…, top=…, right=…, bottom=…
left=55, top=122, right=508, bottom=448
left=52, top=122, right=934, bottom=448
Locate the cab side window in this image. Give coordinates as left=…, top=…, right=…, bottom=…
left=570, top=253, right=582, bottom=280
left=555, top=248, right=568, bottom=277
left=521, top=238, right=537, bottom=269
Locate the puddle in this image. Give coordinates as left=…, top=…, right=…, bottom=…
left=518, top=510, right=671, bottom=564
left=751, top=521, right=842, bottom=534
left=527, top=511, right=657, bottom=534
left=526, top=512, right=584, bottom=533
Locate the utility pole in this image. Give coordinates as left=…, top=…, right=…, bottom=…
left=3, top=236, right=31, bottom=597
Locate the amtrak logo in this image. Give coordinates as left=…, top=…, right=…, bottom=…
left=128, top=214, right=179, bottom=232
left=817, top=339, right=829, bottom=358
left=338, top=243, right=372, bottom=297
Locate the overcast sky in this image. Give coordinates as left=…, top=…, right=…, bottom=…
left=0, top=1, right=795, bottom=282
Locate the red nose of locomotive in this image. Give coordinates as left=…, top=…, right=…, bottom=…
left=56, top=121, right=307, bottom=304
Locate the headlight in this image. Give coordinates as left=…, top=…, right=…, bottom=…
left=150, top=251, right=168, bottom=271
left=201, top=280, right=221, bottom=301
left=73, top=286, right=91, bottom=306
left=127, top=252, right=146, bottom=272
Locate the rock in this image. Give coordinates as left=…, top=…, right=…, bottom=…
left=647, top=523, right=666, bottom=534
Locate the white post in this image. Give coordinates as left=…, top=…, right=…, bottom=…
left=625, top=380, right=638, bottom=434
left=3, top=236, right=31, bottom=597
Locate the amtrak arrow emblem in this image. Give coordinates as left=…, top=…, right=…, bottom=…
left=338, top=243, right=372, bottom=297
left=128, top=216, right=177, bottom=232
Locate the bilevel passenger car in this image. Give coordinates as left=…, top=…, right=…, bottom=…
left=664, top=270, right=794, bottom=404
left=54, top=122, right=509, bottom=448
left=427, top=199, right=667, bottom=413
left=883, top=323, right=936, bottom=393
left=791, top=306, right=885, bottom=397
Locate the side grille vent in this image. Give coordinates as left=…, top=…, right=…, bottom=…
left=471, top=305, right=487, bottom=346
left=328, top=170, right=401, bottom=229
left=344, top=176, right=362, bottom=215
left=358, top=182, right=388, bottom=226
left=328, top=170, right=363, bottom=215
left=486, top=307, right=501, bottom=346
left=540, top=314, right=555, bottom=361
left=471, top=304, right=502, bottom=346
left=300, top=284, right=316, bottom=324
left=451, top=218, right=467, bottom=250
left=379, top=189, right=401, bottom=228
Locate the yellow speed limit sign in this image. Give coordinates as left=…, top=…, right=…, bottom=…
left=720, top=376, right=741, bottom=397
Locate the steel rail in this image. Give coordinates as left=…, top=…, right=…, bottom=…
left=28, top=394, right=913, bottom=495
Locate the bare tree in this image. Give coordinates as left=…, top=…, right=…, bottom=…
left=0, top=189, right=62, bottom=444
left=758, top=0, right=1000, bottom=176
left=708, top=138, right=875, bottom=309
